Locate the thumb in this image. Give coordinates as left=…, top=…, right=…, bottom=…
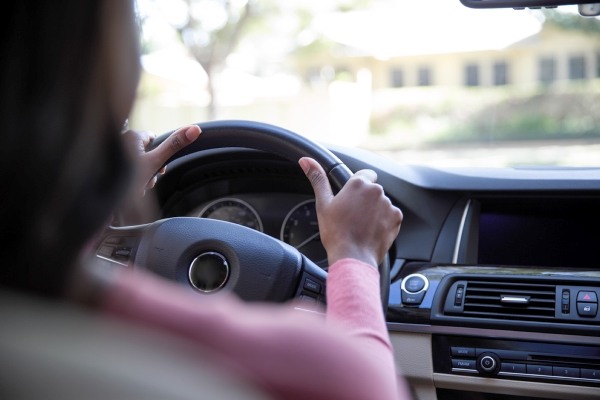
left=147, top=125, right=201, bottom=171
left=299, top=157, right=334, bottom=206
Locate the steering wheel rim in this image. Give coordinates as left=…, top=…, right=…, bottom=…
left=128, top=120, right=389, bottom=309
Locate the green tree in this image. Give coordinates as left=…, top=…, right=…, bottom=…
left=542, top=9, right=600, bottom=35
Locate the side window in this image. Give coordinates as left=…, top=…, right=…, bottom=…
left=493, top=61, right=509, bottom=86
left=418, top=67, right=432, bottom=86
left=568, top=55, right=586, bottom=80
left=390, top=68, right=404, bottom=88
left=465, top=63, right=479, bottom=87
left=539, top=57, right=556, bottom=83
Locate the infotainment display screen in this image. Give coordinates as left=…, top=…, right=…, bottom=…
left=477, top=198, right=599, bottom=269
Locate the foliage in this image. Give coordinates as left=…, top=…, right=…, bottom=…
left=369, top=84, right=600, bottom=148
left=542, top=9, right=600, bottom=35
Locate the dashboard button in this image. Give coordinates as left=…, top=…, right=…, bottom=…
left=561, top=289, right=570, bottom=314
left=581, top=368, right=600, bottom=380
left=451, top=347, right=475, bottom=358
left=452, top=359, right=476, bottom=370
left=401, top=291, right=425, bottom=305
left=577, top=302, right=598, bottom=317
left=454, top=285, right=465, bottom=306
left=501, top=363, right=526, bottom=374
left=552, top=366, right=580, bottom=378
left=577, top=290, right=598, bottom=303
left=526, top=364, right=552, bottom=376
left=405, top=276, right=425, bottom=293
left=479, top=356, right=496, bottom=372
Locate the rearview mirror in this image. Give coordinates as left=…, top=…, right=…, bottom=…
left=460, top=0, right=598, bottom=8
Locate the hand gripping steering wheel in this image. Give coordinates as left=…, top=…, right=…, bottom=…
left=97, top=120, right=390, bottom=310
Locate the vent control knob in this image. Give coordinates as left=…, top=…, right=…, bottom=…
left=477, top=353, right=500, bottom=375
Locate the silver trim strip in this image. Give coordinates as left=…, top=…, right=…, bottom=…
left=95, top=254, right=128, bottom=267
left=386, top=322, right=600, bottom=345
left=451, top=368, right=478, bottom=374
left=501, top=295, right=530, bottom=304
left=452, top=199, right=472, bottom=264
left=498, top=371, right=600, bottom=383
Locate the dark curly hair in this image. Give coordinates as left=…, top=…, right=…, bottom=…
left=0, top=0, right=134, bottom=297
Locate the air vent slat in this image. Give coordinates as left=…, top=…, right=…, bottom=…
left=466, top=295, right=555, bottom=304
left=467, top=288, right=554, bottom=296
left=462, top=311, right=554, bottom=320
left=456, top=280, right=557, bottom=322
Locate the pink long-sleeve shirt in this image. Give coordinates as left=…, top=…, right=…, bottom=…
left=103, top=259, right=410, bottom=400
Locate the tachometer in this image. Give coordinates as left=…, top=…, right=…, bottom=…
left=280, top=199, right=327, bottom=267
left=199, top=198, right=263, bottom=232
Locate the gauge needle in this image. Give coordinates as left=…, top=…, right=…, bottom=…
left=295, top=232, right=320, bottom=250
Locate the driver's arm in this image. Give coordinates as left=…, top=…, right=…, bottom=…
left=98, top=156, right=409, bottom=399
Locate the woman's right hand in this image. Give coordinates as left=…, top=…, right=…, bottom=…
left=298, top=157, right=403, bottom=269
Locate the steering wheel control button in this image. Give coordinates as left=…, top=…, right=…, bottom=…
left=112, top=247, right=132, bottom=260
left=400, top=273, right=429, bottom=306
left=303, top=278, right=321, bottom=294
left=451, top=347, right=475, bottom=358
left=188, top=252, right=230, bottom=293
left=577, top=302, right=598, bottom=317
left=299, top=295, right=317, bottom=304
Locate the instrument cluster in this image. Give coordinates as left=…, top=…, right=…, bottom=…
left=189, top=194, right=328, bottom=269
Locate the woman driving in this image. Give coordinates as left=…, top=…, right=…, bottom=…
left=0, top=1, right=410, bottom=399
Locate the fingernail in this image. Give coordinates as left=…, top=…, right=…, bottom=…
left=185, top=126, right=200, bottom=141
left=298, top=158, right=310, bottom=174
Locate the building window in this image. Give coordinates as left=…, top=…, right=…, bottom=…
left=390, top=68, right=404, bottom=88
left=418, top=67, right=432, bottom=86
left=493, top=61, right=509, bottom=86
left=568, top=55, right=586, bottom=80
left=539, top=57, right=556, bottom=83
left=464, top=64, right=479, bottom=86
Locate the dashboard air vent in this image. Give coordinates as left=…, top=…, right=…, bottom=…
left=454, top=280, right=556, bottom=321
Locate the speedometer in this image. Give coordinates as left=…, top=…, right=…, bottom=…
left=199, top=198, right=263, bottom=232
left=280, top=199, right=327, bottom=268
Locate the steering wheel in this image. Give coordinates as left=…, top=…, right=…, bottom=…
left=96, top=120, right=390, bottom=309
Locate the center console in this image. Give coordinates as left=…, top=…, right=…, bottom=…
left=433, top=336, right=600, bottom=386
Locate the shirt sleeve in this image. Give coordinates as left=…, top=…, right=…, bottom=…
left=101, top=259, right=409, bottom=400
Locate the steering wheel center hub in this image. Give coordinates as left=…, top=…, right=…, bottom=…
left=188, top=252, right=230, bottom=293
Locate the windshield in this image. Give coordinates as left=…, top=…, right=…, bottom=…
left=132, top=0, right=600, bottom=167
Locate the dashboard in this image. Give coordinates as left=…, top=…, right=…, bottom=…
left=149, top=144, right=600, bottom=400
